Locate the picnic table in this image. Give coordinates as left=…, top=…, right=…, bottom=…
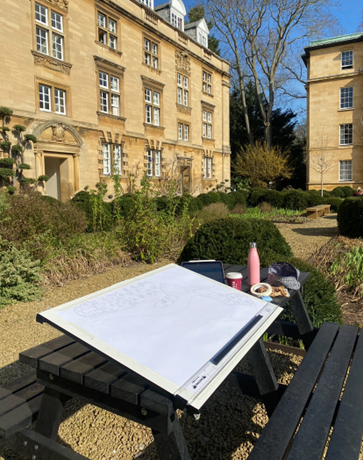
left=3, top=265, right=361, bottom=460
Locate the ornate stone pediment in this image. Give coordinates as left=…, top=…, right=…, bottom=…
left=33, top=122, right=82, bottom=146
left=44, top=0, right=69, bottom=12
left=175, top=50, right=191, bottom=76
left=31, top=50, right=72, bottom=75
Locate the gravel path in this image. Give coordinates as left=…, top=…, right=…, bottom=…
left=275, top=214, right=338, bottom=260
left=0, top=215, right=339, bottom=460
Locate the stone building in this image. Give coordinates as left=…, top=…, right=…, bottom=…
left=303, top=33, right=363, bottom=191
left=0, top=0, right=231, bottom=201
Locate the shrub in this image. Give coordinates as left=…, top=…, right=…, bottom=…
left=264, top=190, right=286, bottom=208
left=217, top=191, right=235, bottom=209
left=231, top=191, right=247, bottom=206
left=196, top=193, right=214, bottom=208
left=179, top=217, right=292, bottom=266
left=0, top=238, right=43, bottom=308
left=71, top=189, right=113, bottom=231
left=196, top=203, right=229, bottom=224
left=283, top=191, right=308, bottom=211
left=341, top=186, right=354, bottom=197
left=331, top=187, right=345, bottom=198
left=325, top=197, right=343, bottom=213
left=112, top=193, right=136, bottom=219
left=249, top=188, right=267, bottom=207
left=258, top=202, right=274, bottom=213
left=262, top=254, right=342, bottom=327
left=305, top=193, right=325, bottom=207
left=207, top=191, right=222, bottom=203
left=231, top=203, right=247, bottom=214
left=0, top=191, right=87, bottom=254
left=338, top=197, right=363, bottom=238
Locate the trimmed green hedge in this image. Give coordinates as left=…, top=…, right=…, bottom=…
left=338, top=197, right=363, bottom=238
left=178, top=217, right=293, bottom=266
left=71, top=191, right=113, bottom=232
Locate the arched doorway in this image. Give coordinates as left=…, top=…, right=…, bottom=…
left=32, top=121, right=82, bottom=201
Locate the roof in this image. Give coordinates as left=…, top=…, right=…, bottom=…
left=185, top=18, right=209, bottom=33
left=307, top=32, right=363, bottom=49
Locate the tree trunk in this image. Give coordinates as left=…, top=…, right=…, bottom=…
left=237, top=71, right=253, bottom=146
left=321, top=171, right=323, bottom=197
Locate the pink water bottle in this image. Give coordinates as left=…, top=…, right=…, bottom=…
left=248, top=242, right=260, bottom=286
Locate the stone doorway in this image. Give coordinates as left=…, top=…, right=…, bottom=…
left=180, top=166, right=191, bottom=194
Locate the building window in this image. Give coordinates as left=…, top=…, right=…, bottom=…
left=339, top=160, right=352, bottom=181
left=339, top=124, right=353, bottom=145
left=97, top=11, right=118, bottom=50
left=202, top=71, right=212, bottom=94
left=139, top=0, right=152, bottom=8
left=203, top=156, right=212, bottom=179
left=178, top=122, right=189, bottom=141
left=202, top=110, right=212, bottom=138
left=341, top=51, right=353, bottom=70
left=198, top=32, right=207, bottom=47
left=39, top=84, right=66, bottom=114
left=171, top=12, right=183, bottom=30
left=102, top=143, right=122, bottom=175
left=147, top=149, right=161, bottom=177
left=35, top=2, right=64, bottom=60
left=340, top=87, right=353, bottom=109
left=99, top=71, right=120, bottom=116
left=177, top=73, right=189, bottom=106
left=144, top=38, right=159, bottom=69
left=145, top=88, right=160, bottom=125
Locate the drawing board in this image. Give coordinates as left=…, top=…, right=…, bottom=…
left=37, top=264, right=283, bottom=410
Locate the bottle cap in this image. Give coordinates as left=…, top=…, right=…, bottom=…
left=250, top=242, right=257, bottom=248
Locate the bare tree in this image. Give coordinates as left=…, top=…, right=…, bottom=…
left=310, top=129, right=334, bottom=196
left=199, top=0, right=339, bottom=146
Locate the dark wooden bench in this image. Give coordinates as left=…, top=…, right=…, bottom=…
left=306, top=204, right=331, bottom=219
left=249, top=322, right=363, bottom=460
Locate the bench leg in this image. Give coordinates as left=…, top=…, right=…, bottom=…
left=6, top=428, right=88, bottom=460
left=35, top=387, right=71, bottom=440
left=289, top=290, right=314, bottom=349
left=152, top=414, right=191, bottom=460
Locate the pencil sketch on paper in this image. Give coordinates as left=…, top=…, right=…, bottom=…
left=55, top=265, right=266, bottom=387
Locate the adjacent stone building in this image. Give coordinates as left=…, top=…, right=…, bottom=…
left=0, top=0, right=231, bottom=201
left=303, top=33, right=363, bottom=191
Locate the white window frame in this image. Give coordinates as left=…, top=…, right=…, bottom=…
left=97, top=11, right=118, bottom=50
left=203, top=157, right=212, bottom=179
left=54, top=88, right=66, bottom=115
left=341, top=50, right=353, bottom=70
left=39, top=84, right=51, bottom=112
left=171, top=12, right=183, bottom=30
left=177, top=73, right=189, bottom=107
left=203, top=110, right=212, bottom=139
left=339, top=160, right=352, bottom=181
left=203, top=71, right=212, bottom=94
left=145, top=89, right=160, bottom=126
left=139, top=0, right=153, bottom=8
left=340, top=87, right=353, bottom=109
left=35, top=3, right=64, bottom=61
left=339, top=124, right=353, bottom=145
left=147, top=149, right=161, bottom=177
left=102, top=143, right=122, bottom=175
left=99, top=71, right=120, bottom=116
left=144, top=37, right=159, bottom=69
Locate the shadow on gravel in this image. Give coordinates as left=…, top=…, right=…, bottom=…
left=291, top=227, right=338, bottom=237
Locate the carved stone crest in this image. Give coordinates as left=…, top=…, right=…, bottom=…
left=52, top=123, right=66, bottom=142
left=44, top=0, right=69, bottom=12
left=175, top=50, right=191, bottom=75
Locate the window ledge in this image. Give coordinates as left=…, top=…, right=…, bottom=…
left=143, top=123, right=165, bottom=130
left=31, top=50, right=72, bottom=75
left=97, top=111, right=126, bottom=122
left=338, top=108, right=354, bottom=112
left=202, top=91, right=214, bottom=98
left=338, top=144, right=353, bottom=147
left=202, top=137, right=215, bottom=141
left=95, top=41, right=122, bottom=56
left=142, top=63, right=162, bottom=75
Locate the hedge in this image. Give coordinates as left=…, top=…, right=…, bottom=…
left=338, top=197, right=363, bottom=238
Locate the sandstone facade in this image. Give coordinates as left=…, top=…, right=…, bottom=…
left=0, top=0, right=231, bottom=201
left=303, top=33, right=363, bottom=191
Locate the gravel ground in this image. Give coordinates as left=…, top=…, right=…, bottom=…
left=275, top=214, right=338, bottom=260
left=0, top=215, right=339, bottom=460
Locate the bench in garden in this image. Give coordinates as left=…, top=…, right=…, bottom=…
left=248, top=322, right=363, bottom=460
left=306, top=204, right=331, bottom=219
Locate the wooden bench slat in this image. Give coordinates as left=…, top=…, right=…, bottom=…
left=285, top=325, right=358, bottom=460
left=2, top=371, right=37, bottom=396
left=60, top=352, right=107, bottom=384
left=84, top=362, right=126, bottom=394
left=111, top=373, right=148, bottom=405
left=325, top=331, right=363, bottom=460
left=39, top=343, right=90, bottom=376
left=248, top=322, right=339, bottom=460
left=19, top=335, right=75, bottom=367
left=0, top=383, right=44, bottom=418
left=0, top=395, right=43, bottom=439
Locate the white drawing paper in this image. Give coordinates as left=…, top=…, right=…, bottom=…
left=38, top=264, right=281, bottom=408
